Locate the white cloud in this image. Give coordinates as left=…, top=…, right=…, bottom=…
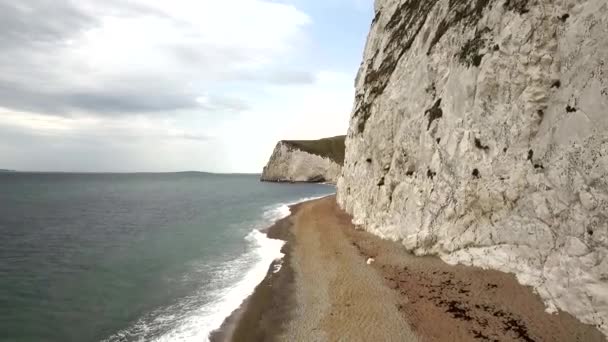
left=0, top=0, right=313, bottom=115
left=0, top=0, right=363, bottom=172
left=72, top=0, right=311, bottom=79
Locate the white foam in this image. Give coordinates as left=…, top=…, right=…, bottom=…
left=258, top=195, right=328, bottom=231
left=151, top=229, right=285, bottom=342
left=272, top=260, right=283, bottom=274
left=104, top=194, right=330, bottom=342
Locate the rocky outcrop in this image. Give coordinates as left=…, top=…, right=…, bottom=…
left=337, top=0, right=608, bottom=334
left=261, top=136, right=345, bottom=183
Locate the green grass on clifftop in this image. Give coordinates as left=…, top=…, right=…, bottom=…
left=283, top=135, right=346, bottom=165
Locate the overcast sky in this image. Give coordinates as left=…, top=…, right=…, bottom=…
left=0, top=0, right=372, bottom=173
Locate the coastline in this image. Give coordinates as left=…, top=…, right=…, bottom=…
left=211, top=196, right=605, bottom=341
left=209, top=201, right=303, bottom=342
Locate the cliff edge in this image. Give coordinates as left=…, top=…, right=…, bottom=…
left=337, top=0, right=608, bottom=334
left=261, top=136, right=345, bottom=183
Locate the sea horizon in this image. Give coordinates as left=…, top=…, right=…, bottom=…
left=0, top=170, right=262, bottom=175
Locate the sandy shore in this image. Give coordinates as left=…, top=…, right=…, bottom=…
left=209, top=210, right=297, bottom=342
left=212, top=196, right=604, bottom=341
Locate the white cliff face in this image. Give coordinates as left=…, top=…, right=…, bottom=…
left=338, top=0, right=608, bottom=334
left=261, top=142, right=342, bottom=183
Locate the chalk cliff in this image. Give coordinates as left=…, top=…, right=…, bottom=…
left=337, top=0, right=608, bottom=334
left=261, top=136, right=345, bottom=183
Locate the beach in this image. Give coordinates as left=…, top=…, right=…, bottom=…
left=212, top=196, right=604, bottom=341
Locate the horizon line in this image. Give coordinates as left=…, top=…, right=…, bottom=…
left=0, top=170, right=262, bottom=175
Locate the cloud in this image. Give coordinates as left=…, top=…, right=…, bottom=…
left=0, top=110, right=210, bottom=140
left=0, top=80, right=200, bottom=115
left=0, top=0, right=313, bottom=117
left=173, top=132, right=211, bottom=142
left=0, top=0, right=368, bottom=173
left=0, top=1, right=93, bottom=47
left=0, top=109, right=218, bottom=172
left=195, top=95, right=249, bottom=113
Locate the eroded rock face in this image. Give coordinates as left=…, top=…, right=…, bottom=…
left=261, top=141, right=342, bottom=183
left=338, top=0, right=608, bottom=334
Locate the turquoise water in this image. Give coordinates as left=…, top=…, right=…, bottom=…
left=0, top=172, right=334, bottom=342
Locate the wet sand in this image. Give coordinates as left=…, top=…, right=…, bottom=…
left=209, top=209, right=297, bottom=342
left=212, top=196, right=604, bottom=341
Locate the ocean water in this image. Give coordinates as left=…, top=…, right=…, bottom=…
left=0, top=172, right=334, bottom=342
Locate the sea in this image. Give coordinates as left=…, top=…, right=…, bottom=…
left=0, top=172, right=334, bottom=342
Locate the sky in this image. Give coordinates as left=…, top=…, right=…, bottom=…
left=0, top=0, right=373, bottom=173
